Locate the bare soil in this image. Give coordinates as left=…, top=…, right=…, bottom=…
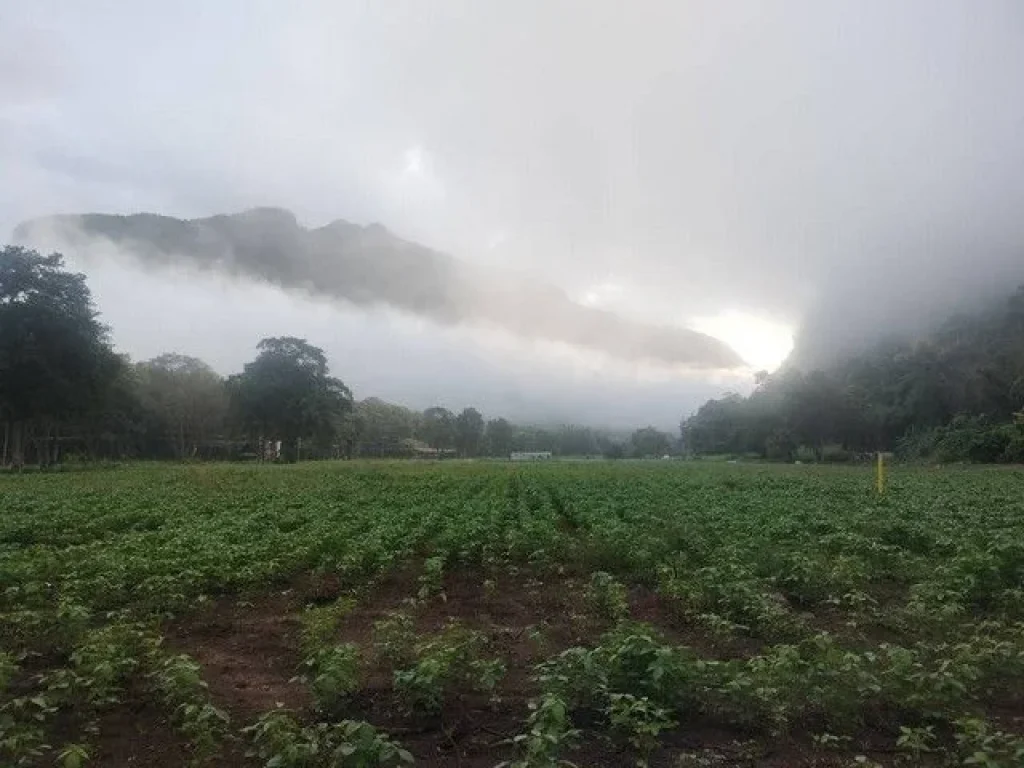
left=74, top=567, right=928, bottom=766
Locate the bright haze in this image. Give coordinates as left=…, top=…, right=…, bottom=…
left=4, top=2, right=1024, bottom=429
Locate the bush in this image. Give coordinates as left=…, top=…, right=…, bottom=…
left=302, top=644, right=360, bottom=714
left=897, top=416, right=1023, bottom=464
left=243, top=709, right=413, bottom=767
left=586, top=572, right=629, bottom=622
left=966, top=428, right=1011, bottom=463
left=393, top=623, right=504, bottom=713
left=1003, top=434, right=1024, bottom=463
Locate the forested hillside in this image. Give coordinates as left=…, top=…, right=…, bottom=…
left=683, top=286, right=1024, bottom=462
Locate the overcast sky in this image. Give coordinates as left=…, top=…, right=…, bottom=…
left=4, top=1, right=1024, bottom=428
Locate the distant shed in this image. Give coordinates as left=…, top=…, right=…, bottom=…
left=510, top=451, right=553, bottom=461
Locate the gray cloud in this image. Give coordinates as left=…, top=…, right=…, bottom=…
left=15, top=209, right=741, bottom=368
left=4, top=1, right=1024, bottom=419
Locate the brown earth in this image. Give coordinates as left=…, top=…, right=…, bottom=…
left=68, top=567, right=924, bottom=767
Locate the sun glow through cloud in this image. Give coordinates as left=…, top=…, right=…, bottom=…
left=689, top=311, right=794, bottom=372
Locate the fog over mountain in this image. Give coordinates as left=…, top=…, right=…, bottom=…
left=4, top=2, right=1024, bottom=426
left=15, top=209, right=741, bottom=369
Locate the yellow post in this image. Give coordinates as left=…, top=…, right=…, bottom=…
left=876, top=451, right=885, bottom=495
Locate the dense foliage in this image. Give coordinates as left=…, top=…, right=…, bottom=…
left=2, top=461, right=1023, bottom=765
left=226, top=337, right=353, bottom=462
left=0, top=247, right=120, bottom=467
left=683, top=287, right=1024, bottom=461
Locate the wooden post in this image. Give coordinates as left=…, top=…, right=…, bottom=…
left=876, top=451, right=885, bottom=495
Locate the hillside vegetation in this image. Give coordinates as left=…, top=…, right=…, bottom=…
left=683, top=287, right=1024, bottom=462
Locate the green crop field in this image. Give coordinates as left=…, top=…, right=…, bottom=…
left=2, top=461, right=1023, bottom=767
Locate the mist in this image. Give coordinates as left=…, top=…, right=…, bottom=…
left=4, top=1, right=1024, bottom=421
left=14, top=209, right=742, bottom=369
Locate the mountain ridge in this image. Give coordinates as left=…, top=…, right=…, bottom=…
left=14, top=208, right=744, bottom=369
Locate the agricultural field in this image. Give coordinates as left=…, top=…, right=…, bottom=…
left=2, top=461, right=1024, bottom=768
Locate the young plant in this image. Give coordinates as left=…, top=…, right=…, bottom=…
left=243, top=708, right=318, bottom=768
left=586, top=572, right=629, bottom=623
left=326, top=719, right=414, bottom=767
left=151, top=653, right=229, bottom=765
left=302, top=643, right=361, bottom=715
left=0, top=652, right=16, bottom=692
left=299, top=598, right=356, bottom=655
left=244, top=708, right=413, bottom=768
left=373, top=611, right=417, bottom=667
left=500, top=693, right=580, bottom=768
left=0, top=694, right=55, bottom=767
left=954, top=716, right=1024, bottom=767
left=68, top=623, right=150, bottom=709
left=606, top=693, right=676, bottom=768
left=417, top=556, right=446, bottom=602
left=393, top=623, right=504, bottom=714
left=895, top=724, right=936, bottom=760
left=56, top=744, right=91, bottom=768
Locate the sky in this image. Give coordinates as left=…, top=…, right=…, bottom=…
left=3, top=1, right=1024, bottom=428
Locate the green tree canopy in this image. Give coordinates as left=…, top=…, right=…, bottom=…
left=227, top=337, right=352, bottom=461
left=350, top=397, right=421, bottom=457
left=485, top=417, right=514, bottom=457
left=0, top=247, right=120, bottom=466
left=454, top=407, right=484, bottom=457
left=630, top=426, right=672, bottom=457
left=420, top=406, right=456, bottom=450
left=136, top=354, right=227, bottom=459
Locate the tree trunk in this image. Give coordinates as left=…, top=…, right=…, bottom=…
left=2, top=421, right=9, bottom=467
left=51, top=423, right=60, bottom=465
left=37, top=422, right=52, bottom=468
left=10, top=421, right=25, bottom=470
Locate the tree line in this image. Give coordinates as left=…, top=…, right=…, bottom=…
left=682, top=286, right=1024, bottom=462
left=0, top=246, right=674, bottom=467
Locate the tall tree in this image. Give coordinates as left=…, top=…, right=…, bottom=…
left=630, top=426, right=672, bottom=457
left=454, top=407, right=485, bottom=457
left=554, top=424, right=598, bottom=456
left=484, top=417, right=514, bottom=457
left=81, top=354, right=148, bottom=460
left=351, top=398, right=421, bottom=457
left=227, top=337, right=352, bottom=461
left=0, top=247, right=119, bottom=467
left=511, top=425, right=556, bottom=452
left=420, top=406, right=456, bottom=450
left=136, top=354, right=226, bottom=459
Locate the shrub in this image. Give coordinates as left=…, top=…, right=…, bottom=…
left=899, top=415, right=1021, bottom=464
left=586, top=572, right=629, bottom=623
left=499, top=693, right=579, bottom=768
left=607, top=692, right=676, bottom=768
left=301, top=643, right=361, bottom=715
left=417, top=556, right=446, bottom=601
left=299, top=598, right=355, bottom=655
left=372, top=611, right=417, bottom=667
left=243, top=709, right=413, bottom=768
left=393, top=623, right=505, bottom=713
